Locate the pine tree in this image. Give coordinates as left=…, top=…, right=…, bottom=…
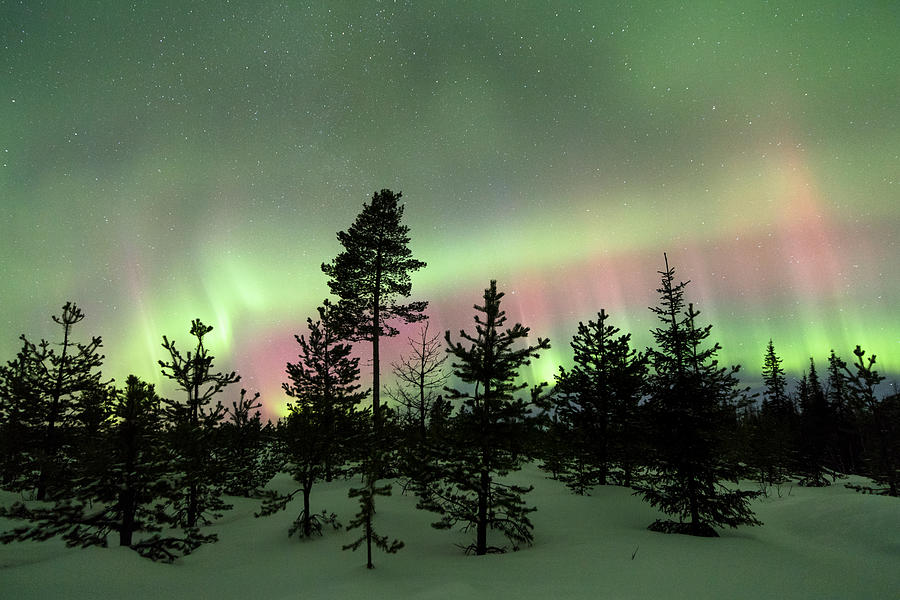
left=547, top=310, right=646, bottom=493
left=418, top=281, right=550, bottom=555
left=65, top=383, right=118, bottom=508
left=110, top=376, right=172, bottom=550
left=342, top=442, right=404, bottom=569
left=321, top=189, right=427, bottom=429
left=218, top=389, right=280, bottom=497
left=159, top=319, right=236, bottom=530
left=0, top=303, right=106, bottom=500
left=0, top=376, right=206, bottom=562
left=0, top=340, right=42, bottom=491
left=635, top=256, right=760, bottom=537
left=842, top=346, right=898, bottom=496
left=257, top=301, right=367, bottom=538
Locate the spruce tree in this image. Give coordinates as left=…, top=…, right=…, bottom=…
left=418, top=280, right=550, bottom=555
left=547, top=310, right=646, bottom=493
left=826, top=350, right=860, bottom=474
left=635, top=256, right=760, bottom=537
left=159, top=319, right=236, bottom=530
left=257, top=301, right=367, bottom=538
left=753, top=340, right=796, bottom=487
left=797, top=358, right=832, bottom=486
left=761, top=340, right=789, bottom=415
left=321, top=189, right=427, bottom=429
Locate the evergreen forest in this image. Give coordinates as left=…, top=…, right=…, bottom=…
left=1, top=190, right=897, bottom=569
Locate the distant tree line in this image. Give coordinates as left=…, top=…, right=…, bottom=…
left=0, top=189, right=896, bottom=568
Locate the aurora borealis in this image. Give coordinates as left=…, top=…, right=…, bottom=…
left=2, top=2, right=897, bottom=418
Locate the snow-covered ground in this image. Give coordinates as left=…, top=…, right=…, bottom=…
left=2, top=464, right=897, bottom=599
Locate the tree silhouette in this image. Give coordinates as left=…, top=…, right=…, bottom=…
left=761, top=340, right=790, bottom=415
left=0, top=339, right=42, bottom=491
left=843, top=346, right=898, bottom=496
left=0, top=302, right=105, bottom=500
left=635, top=256, right=760, bottom=537
left=389, top=320, right=448, bottom=442
left=321, top=189, right=427, bottom=429
left=159, top=319, right=237, bottom=530
left=797, top=358, right=832, bottom=486
left=547, top=309, right=646, bottom=493
left=389, top=321, right=450, bottom=496
left=342, top=438, right=404, bottom=569
left=218, top=388, right=280, bottom=497
left=751, top=340, right=797, bottom=488
left=0, top=376, right=207, bottom=562
left=257, top=301, right=367, bottom=538
left=826, top=350, right=860, bottom=474
left=419, top=280, right=550, bottom=555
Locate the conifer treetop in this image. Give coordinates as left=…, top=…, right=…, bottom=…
left=159, top=319, right=239, bottom=412
left=444, top=280, right=550, bottom=401
left=321, top=189, right=428, bottom=340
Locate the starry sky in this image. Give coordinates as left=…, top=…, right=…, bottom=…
left=2, top=1, right=898, bottom=417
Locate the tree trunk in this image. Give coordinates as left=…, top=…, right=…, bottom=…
left=38, top=322, right=72, bottom=501
left=476, top=468, right=489, bottom=555
left=187, top=382, right=200, bottom=528
left=365, top=492, right=374, bottom=569
left=372, top=327, right=380, bottom=428
left=119, top=486, right=136, bottom=547
left=598, top=405, right=609, bottom=486
left=418, top=357, right=427, bottom=439
left=302, top=482, right=312, bottom=537
left=476, top=373, right=492, bottom=556
left=188, top=481, right=198, bottom=528
left=372, top=251, right=382, bottom=430
left=688, top=473, right=700, bottom=535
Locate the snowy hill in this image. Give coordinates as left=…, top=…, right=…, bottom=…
left=2, top=463, right=897, bottom=599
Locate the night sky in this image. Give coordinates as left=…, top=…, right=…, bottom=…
left=3, top=2, right=897, bottom=417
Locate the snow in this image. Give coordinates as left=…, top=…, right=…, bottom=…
left=2, top=464, right=898, bottom=599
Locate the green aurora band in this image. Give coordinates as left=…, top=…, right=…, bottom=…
left=1, top=2, right=897, bottom=418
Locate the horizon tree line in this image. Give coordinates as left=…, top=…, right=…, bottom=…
left=0, top=189, right=896, bottom=568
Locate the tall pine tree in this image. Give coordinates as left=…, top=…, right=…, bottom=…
left=635, top=256, right=760, bottom=537
left=321, top=189, right=427, bottom=429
